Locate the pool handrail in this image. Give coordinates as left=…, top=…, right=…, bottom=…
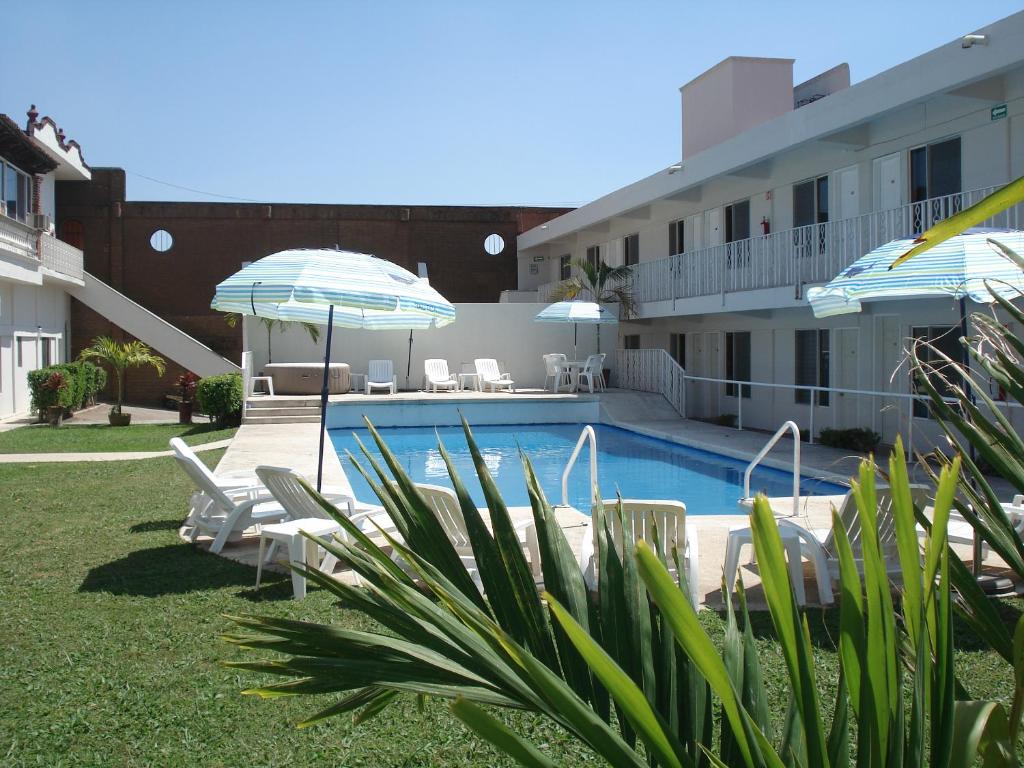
left=561, top=425, right=598, bottom=508
left=742, top=420, right=801, bottom=518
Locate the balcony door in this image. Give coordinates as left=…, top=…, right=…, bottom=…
left=910, top=137, right=961, bottom=232
left=704, top=208, right=723, bottom=247
left=873, top=153, right=901, bottom=211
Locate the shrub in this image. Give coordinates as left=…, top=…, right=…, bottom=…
left=196, top=373, right=243, bottom=425
left=28, top=365, right=79, bottom=413
left=710, top=413, right=736, bottom=427
left=818, top=426, right=882, bottom=452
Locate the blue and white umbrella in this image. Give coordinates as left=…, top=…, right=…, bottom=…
left=806, top=229, right=1024, bottom=318
left=535, top=300, right=618, bottom=358
left=211, top=248, right=455, bottom=489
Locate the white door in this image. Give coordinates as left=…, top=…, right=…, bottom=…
left=704, top=208, right=724, bottom=247
left=834, top=328, right=859, bottom=427
left=12, top=336, right=37, bottom=416
left=835, top=166, right=859, bottom=221
left=873, top=316, right=902, bottom=439
left=688, top=213, right=703, bottom=251
left=0, top=336, right=12, bottom=418
left=873, top=153, right=901, bottom=211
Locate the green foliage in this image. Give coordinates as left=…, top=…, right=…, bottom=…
left=224, top=422, right=1024, bottom=766
left=78, top=336, right=166, bottom=413
left=195, top=373, right=243, bottom=425
left=27, top=361, right=103, bottom=413
left=550, top=258, right=637, bottom=355
left=818, top=427, right=881, bottom=453
left=0, top=423, right=236, bottom=453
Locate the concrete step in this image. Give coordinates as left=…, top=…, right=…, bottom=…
left=244, top=413, right=323, bottom=425
left=247, top=396, right=321, bottom=409
left=244, top=406, right=322, bottom=418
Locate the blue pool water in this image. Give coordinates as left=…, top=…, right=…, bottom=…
left=328, top=423, right=845, bottom=515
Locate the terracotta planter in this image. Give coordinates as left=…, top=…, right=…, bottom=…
left=46, top=406, right=64, bottom=427
left=108, top=411, right=132, bottom=427
left=178, top=401, right=194, bottom=424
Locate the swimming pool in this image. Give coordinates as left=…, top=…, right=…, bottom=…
left=328, top=423, right=845, bottom=515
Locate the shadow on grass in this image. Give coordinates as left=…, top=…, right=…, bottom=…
left=129, top=519, right=181, bottom=533
left=79, top=543, right=257, bottom=596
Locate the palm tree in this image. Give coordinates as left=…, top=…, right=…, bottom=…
left=78, top=337, right=166, bottom=414
left=223, top=313, right=321, bottom=364
left=550, top=257, right=636, bottom=352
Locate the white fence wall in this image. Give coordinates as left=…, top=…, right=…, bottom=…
left=245, top=302, right=614, bottom=390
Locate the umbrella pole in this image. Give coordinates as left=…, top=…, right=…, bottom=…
left=316, top=304, right=335, bottom=493
left=406, top=330, right=414, bottom=390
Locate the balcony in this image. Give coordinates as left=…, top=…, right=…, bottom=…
left=0, top=214, right=84, bottom=284
left=40, top=232, right=84, bottom=282
left=0, top=214, right=38, bottom=262
left=631, top=185, right=1018, bottom=307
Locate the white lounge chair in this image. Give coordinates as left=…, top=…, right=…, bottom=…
left=542, top=353, right=570, bottom=393
left=944, top=494, right=1024, bottom=560
left=582, top=499, right=700, bottom=607
left=403, top=483, right=541, bottom=584
left=254, top=465, right=397, bottom=597
left=577, top=353, right=607, bottom=393
left=474, top=358, right=514, bottom=393
left=424, top=359, right=458, bottom=392
left=366, top=359, right=397, bottom=395
left=172, top=440, right=288, bottom=554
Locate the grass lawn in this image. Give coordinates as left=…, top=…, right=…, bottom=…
left=0, top=456, right=1017, bottom=766
left=0, top=423, right=237, bottom=454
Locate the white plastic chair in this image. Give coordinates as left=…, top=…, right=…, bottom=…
left=582, top=499, right=700, bottom=607
left=577, top=353, right=607, bottom=393
left=542, top=353, right=570, bottom=392
left=474, top=358, right=515, bottom=393
left=171, top=438, right=287, bottom=554
left=943, top=495, right=1024, bottom=559
left=366, top=359, right=397, bottom=394
left=424, top=359, right=458, bottom=392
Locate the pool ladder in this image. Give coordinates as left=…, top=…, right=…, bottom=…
left=561, top=425, right=598, bottom=508
left=740, top=420, right=801, bottom=518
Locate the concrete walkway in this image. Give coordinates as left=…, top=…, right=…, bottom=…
left=0, top=437, right=232, bottom=463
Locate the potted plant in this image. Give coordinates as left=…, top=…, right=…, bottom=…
left=78, top=336, right=167, bottom=426
left=176, top=372, right=200, bottom=424
left=41, top=371, right=69, bottom=427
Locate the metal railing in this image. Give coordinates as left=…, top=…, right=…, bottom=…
left=561, top=425, right=598, bottom=507
left=40, top=233, right=84, bottom=281
left=631, top=185, right=1017, bottom=304
left=614, top=348, right=686, bottom=416
left=535, top=279, right=563, bottom=303
left=742, top=421, right=801, bottom=518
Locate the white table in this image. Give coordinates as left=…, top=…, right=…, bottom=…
left=248, top=375, right=275, bottom=397
left=723, top=523, right=834, bottom=605
left=350, top=373, right=366, bottom=392
left=458, top=372, right=481, bottom=391
left=553, top=361, right=586, bottom=392
left=256, top=518, right=342, bottom=600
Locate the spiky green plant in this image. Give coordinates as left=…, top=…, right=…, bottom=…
left=77, top=336, right=166, bottom=414
left=222, top=421, right=1023, bottom=766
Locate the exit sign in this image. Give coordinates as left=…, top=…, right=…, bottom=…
left=532, top=255, right=545, bottom=262
left=991, top=103, right=1008, bottom=121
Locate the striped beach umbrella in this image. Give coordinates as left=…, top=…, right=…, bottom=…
left=535, top=301, right=618, bottom=358
left=211, top=248, right=455, bottom=490
left=806, top=229, right=1024, bottom=318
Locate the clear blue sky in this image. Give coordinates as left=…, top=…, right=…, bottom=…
left=7, top=1, right=1020, bottom=207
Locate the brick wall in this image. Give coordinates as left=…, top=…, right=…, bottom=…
left=57, top=168, right=570, bottom=405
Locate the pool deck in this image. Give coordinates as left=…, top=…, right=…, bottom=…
left=205, top=390, right=1002, bottom=608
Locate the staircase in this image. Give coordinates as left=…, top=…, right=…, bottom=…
left=244, top=396, right=322, bottom=424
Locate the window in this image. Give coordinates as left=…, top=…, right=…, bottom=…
left=795, top=329, right=830, bottom=406
left=670, top=333, right=685, bottom=368
left=61, top=219, right=84, bottom=249
left=668, top=219, right=685, bottom=256
left=912, top=325, right=962, bottom=418
left=586, top=245, right=601, bottom=271
left=40, top=338, right=53, bottom=367
left=623, top=233, right=639, bottom=266
left=1, top=160, right=31, bottom=223
left=725, top=331, right=751, bottom=398
left=793, top=176, right=829, bottom=257
left=724, top=200, right=750, bottom=243
left=16, top=337, right=28, bottom=367
left=623, top=334, right=640, bottom=350
left=559, top=254, right=571, bottom=280
left=910, top=138, right=962, bottom=232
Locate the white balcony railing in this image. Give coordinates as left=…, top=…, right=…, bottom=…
left=631, top=186, right=1018, bottom=304
left=536, top=279, right=563, bottom=303
left=615, top=348, right=686, bottom=416
left=40, top=234, right=85, bottom=281
left=0, top=215, right=39, bottom=261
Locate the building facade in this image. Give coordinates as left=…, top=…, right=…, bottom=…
left=511, top=11, right=1024, bottom=450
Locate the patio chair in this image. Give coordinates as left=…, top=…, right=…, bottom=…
left=944, top=494, right=1024, bottom=559
left=366, top=359, right=397, bottom=395
left=399, top=483, right=541, bottom=586
left=577, top=353, right=607, bottom=393
left=171, top=439, right=288, bottom=554
left=424, top=359, right=458, bottom=392
left=542, top=353, right=571, bottom=392
left=474, top=358, right=515, bottom=393
left=582, top=499, right=700, bottom=607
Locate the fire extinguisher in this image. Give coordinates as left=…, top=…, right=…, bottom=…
left=761, top=216, right=771, bottom=235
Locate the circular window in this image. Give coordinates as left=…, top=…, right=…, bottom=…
left=483, top=233, right=505, bottom=255
left=150, top=229, right=173, bottom=252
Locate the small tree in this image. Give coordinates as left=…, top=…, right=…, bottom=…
left=223, top=313, right=321, bottom=364
left=550, top=258, right=636, bottom=353
left=78, top=337, right=166, bottom=414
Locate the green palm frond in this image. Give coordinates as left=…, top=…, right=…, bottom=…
left=78, top=336, right=166, bottom=411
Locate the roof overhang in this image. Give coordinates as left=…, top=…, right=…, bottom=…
left=0, top=115, right=57, bottom=174
left=29, top=118, right=91, bottom=181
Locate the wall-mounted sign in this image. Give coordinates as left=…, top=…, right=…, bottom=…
left=532, top=255, right=545, bottom=262
left=992, top=103, right=1008, bottom=121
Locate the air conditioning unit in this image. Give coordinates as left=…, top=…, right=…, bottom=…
left=32, top=213, right=52, bottom=231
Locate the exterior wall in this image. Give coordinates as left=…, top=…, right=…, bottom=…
left=56, top=168, right=569, bottom=404
left=248, top=302, right=609, bottom=391
left=0, top=278, right=69, bottom=418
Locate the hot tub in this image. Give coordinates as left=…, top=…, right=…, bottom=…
left=264, top=363, right=350, bottom=395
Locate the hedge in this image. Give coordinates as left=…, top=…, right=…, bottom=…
left=818, top=427, right=882, bottom=452
left=196, top=373, right=243, bottom=426
left=28, top=361, right=106, bottom=415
